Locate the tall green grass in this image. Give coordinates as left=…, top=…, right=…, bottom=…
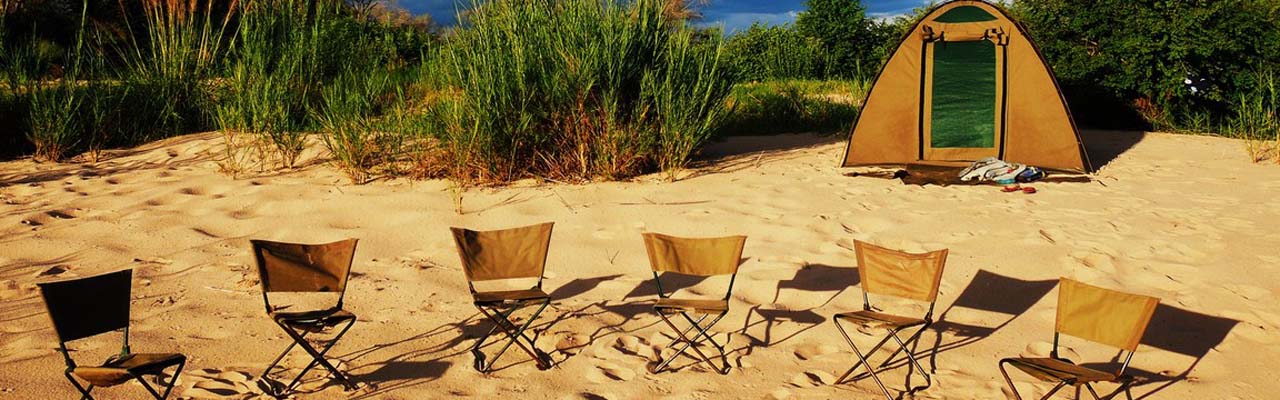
left=215, top=0, right=325, bottom=170
left=426, top=0, right=734, bottom=182
left=1228, top=67, right=1279, bottom=162
left=23, top=0, right=90, bottom=162
left=313, top=68, right=401, bottom=183
left=718, top=79, right=867, bottom=136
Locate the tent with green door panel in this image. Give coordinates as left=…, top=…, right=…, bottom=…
left=841, top=0, right=1090, bottom=172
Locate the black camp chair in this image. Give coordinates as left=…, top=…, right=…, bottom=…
left=37, top=269, right=187, bottom=400
left=642, top=232, right=748, bottom=375
left=250, top=238, right=360, bottom=395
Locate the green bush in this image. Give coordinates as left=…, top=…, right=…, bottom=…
left=719, top=80, right=864, bottom=136
left=426, top=0, right=734, bottom=182
left=1013, top=0, right=1280, bottom=131
left=725, top=23, right=831, bottom=82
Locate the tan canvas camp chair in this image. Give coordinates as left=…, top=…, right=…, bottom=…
left=833, top=240, right=948, bottom=399
left=37, top=269, right=186, bottom=400
left=451, top=222, right=556, bottom=372
left=250, top=238, right=359, bottom=395
left=641, top=232, right=747, bottom=375
left=999, top=278, right=1159, bottom=400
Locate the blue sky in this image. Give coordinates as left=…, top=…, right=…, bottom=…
left=394, top=1, right=934, bottom=32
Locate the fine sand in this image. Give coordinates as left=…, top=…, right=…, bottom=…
left=1, top=131, right=1278, bottom=399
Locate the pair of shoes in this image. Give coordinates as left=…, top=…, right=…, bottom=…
left=1001, top=185, right=1037, bottom=194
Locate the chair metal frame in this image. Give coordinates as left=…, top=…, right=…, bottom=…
left=251, top=239, right=359, bottom=395
left=832, top=242, right=948, bottom=400
left=466, top=278, right=554, bottom=372
left=999, top=333, right=1140, bottom=400
left=38, top=269, right=186, bottom=400
left=649, top=269, right=738, bottom=375
left=832, top=288, right=937, bottom=398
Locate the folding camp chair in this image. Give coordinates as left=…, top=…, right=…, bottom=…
left=450, top=222, right=556, bottom=372
left=832, top=240, right=948, bottom=399
left=250, top=238, right=360, bottom=395
left=37, top=269, right=186, bottom=400
left=641, top=232, right=747, bottom=375
left=999, top=278, right=1160, bottom=400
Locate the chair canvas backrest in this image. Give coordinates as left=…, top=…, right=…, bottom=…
left=37, top=269, right=133, bottom=343
left=451, top=222, right=554, bottom=282
left=251, top=239, right=358, bottom=293
left=642, top=233, right=746, bottom=277
left=1056, top=278, right=1159, bottom=352
left=855, top=240, right=948, bottom=302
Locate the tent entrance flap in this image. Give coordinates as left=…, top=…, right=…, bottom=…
left=921, top=38, right=1004, bottom=161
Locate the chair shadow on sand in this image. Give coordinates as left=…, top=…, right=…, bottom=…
left=1082, top=304, right=1239, bottom=399
left=726, top=263, right=860, bottom=357
left=923, top=270, right=1058, bottom=372
left=331, top=316, right=481, bottom=399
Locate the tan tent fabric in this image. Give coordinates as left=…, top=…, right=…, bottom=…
left=1055, top=278, right=1159, bottom=351
left=251, top=239, right=358, bottom=293
left=842, top=0, right=1088, bottom=172
left=451, top=222, right=554, bottom=282
left=642, top=233, right=746, bottom=277
left=855, top=241, right=948, bottom=302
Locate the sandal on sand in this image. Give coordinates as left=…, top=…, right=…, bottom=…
left=1022, top=186, right=1037, bottom=194
left=1002, top=185, right=1021, bottom=193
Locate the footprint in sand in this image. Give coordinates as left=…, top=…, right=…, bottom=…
left=555, top=332, right=591, bottom=356
left=792, top=342, right=840, bottom=360
left=594, top=361, right=636, bottom=381
left=789, top=370, right=836, bottom=387
left=614, top=335, right=647, bottom=357
left=184, top=369, right=261, bottom=398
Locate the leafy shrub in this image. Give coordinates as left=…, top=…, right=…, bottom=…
left=426, top=0, right=734, bottom=182
left=725, top=23, right=831, bottom=82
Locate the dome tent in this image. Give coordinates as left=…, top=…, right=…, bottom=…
left=841, top=0, right=1090, bottom=172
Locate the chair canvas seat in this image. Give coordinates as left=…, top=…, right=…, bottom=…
left=1005, top=358, right=1118, bottom=384
left=835, top=310, right=927, bottom=329
left=473, top=288, right=550, bottom=304
left=271, top=308, right=357, bottom=332
left=655, top=298, right=729, bottom=314
left=73, top=353, right=186, bottom=387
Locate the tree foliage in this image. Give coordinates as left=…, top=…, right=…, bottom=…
left=794, top=0, right=892, bottom=78
left=1012, top=0, right=1280, bottom=129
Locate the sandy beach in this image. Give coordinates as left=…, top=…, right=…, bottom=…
left=1, top=130, right=1278, bottom=399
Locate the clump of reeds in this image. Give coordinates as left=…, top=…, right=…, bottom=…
left=424, top=0, right=734, bottom=183
left=215, top=0, right=321, bottom=170
left=1228, top=67, right=1279, bottom=163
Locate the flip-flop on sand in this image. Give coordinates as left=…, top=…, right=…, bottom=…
left=1002, top=185, right=1022, bottom=193
left=1022, top=186, right=1037, bottom=194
